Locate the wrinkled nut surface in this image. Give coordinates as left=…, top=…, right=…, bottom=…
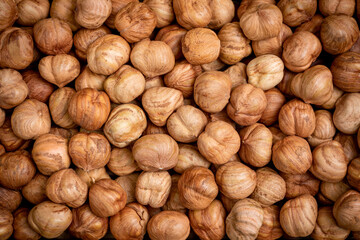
left=107, top=147, right=139, bottom=176
left=75, top=0, right=112, bottom=29
left=49, top=87, right=77, bottom=129
left=333, top=190, right=360, bottom=231
left=334, top=132, right=359, bottom=163
left=16, top=0, right=49, bottom=26
left=319, top=0, right=355, bottom=16
left=155, top=25, right=187, bottom=60
left=115, top=173, right=139, bottom=204
left=224, top=62, right=247, bottom=90
left=174, top=144, right=210, bottom=174
left=75, top=66, right=107, bottom=91
left=0, top=69, right=29, bottom=110
left=0, top=207, right=13, bottom=240
left=277, top=0, right=317, bottom=27
left=21, top=173, right=48, bottom=205
left=50, top=0, right=80, bottom=31
left=144, top=0, right=174, bottom=28
left=282, top=172, right=320, bottom=199
left=260, top=88, right=286, bottom=126
left=13, top=208, right=41, bottom=240
left=348, top=158, right=360, bottom=191
left=0, top=186, right=22, bottom=212
left=208, top=0, right=235, bottom=30
left=76, top=167, right=110, bottom=187
left=22, top=70, right=54, bottom=103
left=333, top=93, right=360, bottom=134
left=0, top=0, right=18, bottom=31
left=258, top=205, right=283, bottom=240
left=295, top=14, right=324, bottom=33
left=307, top=110, right=336, bottom=147
left=320, top=180, right=351, bottom=203
left=173, top=0, right=211, bottom=30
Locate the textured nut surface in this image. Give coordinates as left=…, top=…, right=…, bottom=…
left=319, top=0, right=355, bottom=16
left=260, top=88, right=286, bottom=126
left=13, top=208, right=41, bottom=240
left=75, top=0, right=112, bottom=29
left=21, top=173, right=48, bottom=205
left=331, top=51, right=360, bottom=92
left=307, top=110, right=336, bottom=147
left=22, top=70, right=54, bottom=103
left=333, top=190, right=360, bottom=231
left=348, top=158, right=360, bottom=191
left=115, top=173, right=139, bottom=204
left=258, top=205, right=283, bottom=240
left=174, top=144, right=210, bottom=174
left=0, top=207, right=13, bottom=240
left=16, top=0, right=49, bottom=26
left=333, top=93, right=360, bottom=134
left=0, top=187, right=22, bottom=212
left=0, top=0, right=18, bottom=31
left=107, top=147, right=139, bottom=176
left=50, top=0, right=80, bottom=31
left=173, top=0, right=211, bottom=29
left=75, top=66, right=107, bottom=91
left=144, top=0, right=174, bottom=28
left=0, top=69, right=29, bottom=110
left=49, top=87, right=76, bottom=129
left=277, top=0, right=317, bottom=27
left=282, top=172, right=320, bottom=199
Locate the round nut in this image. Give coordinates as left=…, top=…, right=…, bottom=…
left=295, top=14, right=324, bottom=34
left=75, top=167, right=110, bottom=187
left=320, top=180, right=351, bottom=203
left=333, top=190, right=360, bottom=231
left=107, top=147, right=139, bottom=176
left=174, top=144, right=210, bottom=174
left=115, top=173, right=139, bottom=204
left=334, top=132, right=359, bottom=163
left=0, top=0, right=18, bottom=31
left=75, top=0, right=112, bottom=29
left=49, top=87, right=77, bottom=129
left=16, top=0, right=49, bottom=26
left=155, top=25, right=187, bottom=60
left=319, top=0, right=355, bottom=17
left=0, top=69, right=28, bottom=109
left=21, top=173, right=48, bottom=205
left=322, top=86, right=344, bottom=109
left=75, top=66, right=106, bottom=91
left=277, top=0, right=317, bottom=27
left=0, top=187, right=22, bottom=212
left=259, top=88, right=286, bottom=126
left=0, top=119, right=28, bottom=152
left=331, top=51, right=360, bottom=92
left=333, top=93, right=360, bottom=134
left=13, top=208, right=41, bottom=240
left=144, top=0, right=174, bottom=28
left=22, top=70, right=54, bottom=103
left=224, top=62, right=248, bottom=90
left=258, top=205, right=283, bottom=240
left=281, top=172, right=320, bottom=199
left=307, top=110, right=336, bottom=147
left=173, top=0, right=211, bottom=29
left=50, top=0, right=80, bottom=31
left=347, top=158, right=360, bottom=191
left=0, top=207, right=13, bottom=240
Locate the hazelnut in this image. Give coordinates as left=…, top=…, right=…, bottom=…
left=22, top=70, right=54, bottom=103
left=21, top=173, right=48, bottom=204
left=0, top=187, right=22, bottom=212
left=13, top=208, right=41, bottom=240
left=0, top=69, right=28, bottom=109
left=49, top=87, right=77, bottom=129
left=32, top=134, right=70, bottom=175
left=144, top=0, right=174, bottom=28
left=218, top=22, right=251, bottom=65
left=208, top=109, right=236, bottom=128
left=145, top=76, right=165, bottom=90
left=272, top=136, right=312, bottom=174
left=89, top=179, right=127, bottom=217
left=69, top=204, right=108, bottom=240
left=333, top=190, right=360, bottom=231
left=178, top=167, right=218, bottom=210
left=0, top=207, right=13, bottom=240
left=28, top=201, right=72, bottom=239
left=75, top=167, right=110, bottom=187
left=331, top=51, right=360, bottom=92
left=321, top=181, right=352, bottom=204
left=240, top=3, right=283, bottom=41
left=104, top=65, right=145, bottom=104
left=321, top=15, right=359, bottom=55
left=115, top=173, right=139, bottom=204
left=237, top=0, right=276, bottom=19
left=33, top=18, right=73, bottom=55
left=321, top=86, right=344, bottom=110
left=278, top=99, right=316, bottom=138
left=110, top=203, right=149, bottom=240
left=155, top=25, right=187, bottom=60
left=282, top=31, right=322, bottom=72
left=226, top=198, right=264, bottom=239
left=307, top=110, right=336, bottom=147
left=295, top=14, right=324, bottom=34
left=208, top=0, right=234, bottom=30
left=105, top=0, right=136, bottom=28
left=0, top=0, right=17, bottom=31
left=334, top=132, right=359, bottom=163
left=216, top=162, right=256, bottom=200
left=39, top=54, right=80, bottom=88
left=224, top=62, right=248, bottom=90
left=348, top=158, right=360, bottom=191
left=258, top=205, right=283, bottom=240
left=87, top=34, right=130, bottom=75
left=269, top=126, right=286, bottom=145
left=220, top=194, right=237, bottom=213
left=50, top=0, right=80, bottom=31
left=319, top=0, right=355, bottom=16
left=174, top=144, right=210, bottom=174
left=277, top=0, right=317, bottom=27
left=107, top=147, right=139, bottom=176
left=115, top=2, right=157, bottom=43
left=75, top=66, right=107, bottom=91
left=282, top=172, right=320, bottom=199
left=162, top=174, right=186, bottom=212
left=173, top=0, right=211, bottom=29
left=182, top=28, right=220, bottom=65
left=189, top=200, right=226, bottom=240
left=259, top=88, right=286, bottom=126
left=351, top=32, right=360, bottom=53
left=16, top=0, right=49, bottom=26
left=50, top=127, right=78, bottom=140
left=75, top=0, right=111, bottom=29
left=277, top=69, right=296, bottom=96
left=131, top=38, right=175, bottom=77
left=68, top=88, right=110, bottom=131
left=227, top=83, right=267, bottom=126
left=201, top=59, right=226, bottom=72
left=0, top=109, right=4, bottom=128
left=0, top=119, right=28, bottom=151
left=280, top=194, right=318, bottom=237
left=0, top=27, right=34, bottom=70
left=333, top=93, right=360, bottom=134
left=73, top=26, right=111, bottom=60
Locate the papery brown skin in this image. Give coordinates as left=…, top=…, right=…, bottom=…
left=173, top=0, right=211, bottom=30
left=281, top=172, right=320, bottom=199
left=69, top=204, right=108, bottom=240
left=105, top=0, right=137, bottom=28
left=0, top=207, right=13, bottom=240
left=321, top=86, right=344, bottom=110
left=75, top=0, right=111, bottom=29
left=147, top=210, right=190, bottom=240
left=21, top=173, right=48, bottom=205
left=0, top=119, right=29, bottom=151
left=295, top=14, right=324, bottom=34
left=155, top=25, right=187, bottom=60
left=33, top=18, right=73, bottom=55
left=110, top=203, right=149, bottom=240
left=319, top=0, right=355, bottom=16
left=13, top=208, right=41, bottom=240
left=115, top=173, right=139, bottom=204
left=320, top=14, right=359, bottom=55
left=224, top=62, right=247, bottom=90
left=0, top=69, right=29, bottom=110
left=331, top=51, right=360, bottom=92
left=333, top=93, right=360, bottom=134
left=16, top=0, right=49, bottom=26
left=0, top=0, right=18, bottom=31
left=258, top=205, right=283, bottom=240
left=162, top=174, right=186, bottom=212
left=75, top=66, right=107, bottom=91
left=0, top=109, right=4, bottom=128
left=227, top=83, right=267, bottom=126
left=208, top=0, right=234, bottom=30
left=321, top=181, right=352, bottom=204
left=174, top=144, right=210, bottom=174
left=201, top=59, right=226, bottom=72
left=145, top=76, right=165, bottom=91
left=277, top=0, right=317, bottom=27
left=0, top=187, right=22, bottom=212
left=28, top=201, right=72, bottom=239
left=282, top=31, right=322, bottom=73
left=76, top=167, right=110, bottom=188
left=89, top=179, right=127, bottom=218
left=307, top=110, right=336, bottom=147
left=280, top=194, right=318, bottom=237
left=107, top=147, right=139, bottom=176
left=333, top=190, right=360, bottom=231
left=50, top=0, right=81, bottom=31
left=350, top=33, right=360, bottom=53
left=335, top=132, right=359, bottom=163
left=49, top=87, right=77, bottom=129
left=269, top=127, right=286, bottom=145
left=260, top=88, right=286, bottom=126
left=144, top=0, right=174, bottom=28
left=0, top=27, right=34, bottom=70
left=348, top=158, right=360, bottom=191
left=208, top=109, right=236, bottom=129
left=226, top=198, right=264, bottom=240
left=277, top=69, right=295, bottom=96
left=22, top=70, right=54, bottom=103
left=237, top=0, right=275, bottom=19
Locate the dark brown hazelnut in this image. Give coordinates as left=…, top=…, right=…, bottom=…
left=22, top=70, right=54, bottom=103
left=155, top=25, right=187, bottom=60
left=21, top=173, right=48, bottom=205
left=0, top=187, right=22, bottom=212
left=0, top=207, right=13, bottom=240
left=331, top=51, right=360, bottom=92
left=281, top=172, right=320, bottom=199
left=277, top=0, right=317, bottom=27
left=347, top=157, right=360, bottom=191
left=13, top=208, right=41, bottom=240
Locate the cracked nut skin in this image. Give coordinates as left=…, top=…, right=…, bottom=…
left=0, top=0, right=18, bottom=31
left=173, top=0, right=211, bottom=30
left=281, top=172, right=320, bottom=199
left=0, top=186, right=22, bottom=212
left=277, top=0, right=317, bottom=27
left=0, top=69, right=29, bottom=110
left=21, top=173, right=48, bottom=205
left=333, top=93, right=360, bottom=134
left=75, top=0, right=112, bottom=29
left=0, top=207, right=13, bottom=240
left=49, top=87, right=77, bottom=129
left=13, top=208, right=41, bottom=240
left=333, top=190, right=360, bottom=231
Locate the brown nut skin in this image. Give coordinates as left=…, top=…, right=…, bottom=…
left=16, top=0, right=49, bottom=26
left=240, top=123, right=272, bottom=168
left=21, top=173, right=47, bottom=205
left=348, top=158, right=360, bottom=191
left=291, top=65, right=333, bottom=105
left=227, top=83, right=267, bottom=126
left=198, top=121, right=240, bottom=165
left=322, top=86, right=344, bottom=110
left=224, top=62, right=247, bottom=90
left=115, top=2, right=157, bottom=43
left=28, top=201, right=72, bottom=239
left=32, top=134, right=70, bottom=176
left=307, top=110, right=336, bottom=147
left=0, top=0, right=17, bottom=31
left=0, top=69, right=28, bottom=109
left=189, top=200, right=226, bottom=240
left=208, top=0, right=234, bottom=30
left=319, top=0, right=355, bottom=17
left=131, top=38, right=175, bottom=78
left=155, top=25, right=187, bottom=60
left=280, top=194, right=318, bottom=237
left=110, top=203, right=149, bottom=240
left=68, top=88, right=110, bottom=131
left=240, top=3, right=283, bottom=41
left=75, top=167, right=110, bottom=187
left=182, top=28, right=220, bottom=65
left=89, top=179, right=127, bottom=218
left=87, top=34, right=130, bottom=75
left=333, top=93, right=360, bottom=134
left=258, top=205, right=283, bottom=240
left=311, top=206, right=351, bottom=240
left=0, top=187, right=22, bottom=212
left=0, top=110, right=4, bottom=128
left=0, top=207, right=13, bottom=240
left=277, top=69, right=295, bottom=96
left=104, top=104, right=147, bottom=148
left=281, top=172, right=320, bottom=199
left=201, top=59, right=226, bottom=72
left=50, top=0, right=80, bottom=31
left=226, top=198, right=264, bottom=240
left=278, top=99, right=316, bottom=138
left=75, top=0, right=111, bottom=29
left=331, top=51, right=360, bottom=92
left=272, top=136, right=312, bottom=175
left=174, top=144, right=210, bottom=174
left=320, top=180, right=351, bottom=203
left=75, top=66, right=106, bottom=91
left=115, top=173, right=139, bottom=204
left=105, top=0, right=137, bottom=29
left=162, top=174, right=186, bottom=212
left=0, top=27, right=34, bottom=70
left=335, top=132, right=359, bottom=163
left=216, top=162, right=256, bottom=200
left=295, top=14, right=324, bottom=34
left=144, top=0, right=174, bottom=28
left=0, top=119, right=28, bottom=152
left=173, top=0, right=211, bottom=30
left=145, top=76, right=165, bottom=91
left=22, top=70, right=54, bottom=103
left=320, top=15, right=359, bottom=55
left=49, top=87, right=76, bottom=129
left=333, top=190, right=360, bottom=231
left=107, top=147, right=139, bottom=176
left=13, top=208, right=41, bottom=240
left=33, top=18, right=73, bottom=55
left=277, top=0, right=317, bottom=27
left=260, top=88, right=286, bottom=126
left=69, top=204, right=108, bottom=240
left=282, top=31, right=322, bottom=73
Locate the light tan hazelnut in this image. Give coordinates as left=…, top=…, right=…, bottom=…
left=32, top=134, right=70, bottom=175
left=75, top=167, right=110, bottom=187
left=224, top=62, right=247, bottom=90
left=162, top=174, right=186, bottom=212
left=0, top=119, right=28, bottom=152
left=331, top=51, right=360, bottom=92
left=307, top=110, right=336, bottom=147
left=282, top=31, right=322, bottom=72
left=21, top=173, right=47, bottom=205
left=319, top=0, right=355, bottom=16
left=0, top=187, right=21, bottom=212
left=0, top=207, right=13, bottom=240
left=333, top=190, right=360, bottom=231
left=110, top=203, right=149, bottom=240
left=105, top=0, right=137, bottom=28
left=321, top=86, right=344, bottom=109
left=227, top=83, right=267, bottom=126
left=28, top=201, right=72, bottom=239
left=208, top=0, right=234, bottom=30
left=272, top=136, right=312, bottom=174
left=49, top=87, right=76, bottom=129
left=13, top=208, right=41, bottom=240
left=173, top=0, right=211, bottom=30
left=334, top=132, right=359, bottom=163
left=115, top=173, right=139, bottom=204
left=281, top=172, right=320, bottom=199
left=220, top=194, right=237, bottom=213
left=333, top=93, right=360, bottom=134
left=104, top=104, right=147, bottom=148
left=259, top=88, right=286, bottom=126
left=174, top=144, right=210, bottom=174
left=348, top=158, right=360, bottom=191
left=155, top=25, right=187, bottom=60
left=75, top=66, right=106, bottom=91
left=144, top=0, right=174, bottom=28
left=226, top=198, right=264, bottom=240
left=280, top=194, right=318, bottom=237
left=237, top=0, right=276, bottom=19
left=145, top=76, right=165, bottom=91
left=22, top=70, right=54, bottom=103
left=0, top=0, right=18, bottom=31
left=182, top=28, right=220, bottom=65
left=321, top=15, right=359, bottom=55
left=0, top=69, right=28, bottom=109
left=50, top=0, right=80, bottom=31
left=240, top=3, right=283, bottom=41
left=258, top=205, right=283, bottom=240
left=87, top=34, right=130, bottom=75
left=75, top=0, right=111, bottom=29
left=295, top=14, right=324, bottom=34
left=107, top=147, right=139, bottom=176
left=277, top=0, right=317, bottom=27
left=16, top=0, right=49, bottom=26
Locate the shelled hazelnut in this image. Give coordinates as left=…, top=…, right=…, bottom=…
left=331, top=51, right=360, bottom=92
left=0, top=187, right=22, bottom=212
left=224, top=62, right=247, bottom=89
left=258, top=205, right=283, bottom=240
left=21, top=173, right=48, bottom=205
left=172, top=0, right=211, bottom=29
left=107, top=147, right=139, bottom=176
left=155, top=25, right=187, bottom=60
left=75, top=66, right=107, bottom=91
left=333, top=190, right=360, bottom=231
left=333, top=93, right=360, bottom=134
left=334, top=132, right=359, bottom=163
left=49, top=87, right=77, bottom=129
left=307, top=110, right=336, bottom=147
left=76, top=167, right=110, bottom=187
left=295, top=14, right=324, bottom=34
left=144, top=0, right=174, bottom=28
left=13, top=208, right=41, bottom=240
left=16, top=0, right=49, bottom=26
left=347, top=158, right=360, bottom=191
left=208, top=0, right=234, bottom=30
left=0, top=0, right=18, bottom=31
left=320, top=181, right=352, bottom=203
left=50, top=0, right=80, bottom=31
left=75, top=0, right=112, bottom=29
left=0, top=69, right=29, bottom=110
left=115, top=173, right=139, bottom=204
left=259, top=88, right=286, bottom=126
left=319, top=0, right=355, bottom=17
left=162, top=174, right=186, bottom=212
left=174, top=144, right=210, bottom=174
left=22, top=70, right=54, bottom=103
left=281, top=172, right=320, bottom=199
left=0, top=207, right=13, bottom=240
left=277, top=0, right=317, bottom=27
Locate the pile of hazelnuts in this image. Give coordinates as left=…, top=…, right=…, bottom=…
left=1, top=0, right=360, bottom=239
